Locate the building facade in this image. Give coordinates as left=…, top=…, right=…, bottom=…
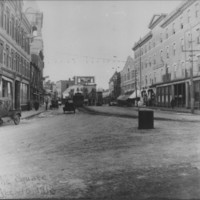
left=24, top=1, right=44, bottom=106
left=120, top=56, right=136, bottom=95
left=133, top=0, right=200, bottom=109
left=0, top=1, right=31, bottom=110
left=109, top=71, right=121, bottom=100
left=56, top=79, right=75, bottom=99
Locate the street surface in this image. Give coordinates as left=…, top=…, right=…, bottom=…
left=0, top=106, right=200, bottom=199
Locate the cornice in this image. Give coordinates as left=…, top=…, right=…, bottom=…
left=132, top=31, right=153, bottom=51
left=161, top=0, right=196, bottom=28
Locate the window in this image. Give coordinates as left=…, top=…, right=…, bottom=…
left=181, top=38, right=184, bottom=50
left=153, top=39, right=155, bottom=47
left=11, top=16, right=14, bottom=38
left=6, top=8, right=9, bottom=34
left=195, top=3, right=199, bottom=18
left=160, top=50, right=163, bottom=61
left=166, top=28, right=168, bottom=39
left=173, top=43, right=176, bottom=55
left=0, top=41, right=3, bottom=63
left=197, top=28, right=200, bottom=44
left=188, top=32, right=192, bottom=48
left=11, top=50, right=14, bottom=70
left=166, top=46, right=169, bottom=58
left=172, top=23, right=175, bottom=34
left=187, top=9, right=191, bottom=23
left=174, top=64, right=177, bottom=79
left=0, top=2, right=3, bottom=28
left=149, top=57, right=151, bottom=67
left=4, top=13, right=6, bottom=30
left=6, top=45, right=9, bottom=67
left=180, top=16, right=183, bottom=29
left=154, top=54, right=156, bottom=65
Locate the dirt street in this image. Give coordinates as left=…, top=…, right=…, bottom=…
left=0, top=108, right=200, bottom=199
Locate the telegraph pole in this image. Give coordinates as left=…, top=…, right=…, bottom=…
left=182, top=30, right=200, bottom=114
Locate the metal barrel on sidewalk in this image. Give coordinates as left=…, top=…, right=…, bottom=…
left=138, top=109, right=154, bottom=129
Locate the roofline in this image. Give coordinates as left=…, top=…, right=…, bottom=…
left=132, top=31, right=153, bottom=51
left=160, top=0, right=196, bottom=28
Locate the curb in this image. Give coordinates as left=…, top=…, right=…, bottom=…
left=81, top=107, right=200, bottom=123
left=21, top=110, right=46, bottom=120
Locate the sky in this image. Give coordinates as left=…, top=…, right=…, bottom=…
left=36, top=0, right=182, bottom=89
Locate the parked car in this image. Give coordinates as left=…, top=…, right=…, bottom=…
left=58, top=100, right=62, bottom=106
left=0, top=97, right=21, bottom=126
left=109, top=101, right=118, bottom=106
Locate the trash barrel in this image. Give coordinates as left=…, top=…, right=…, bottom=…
left=138, top=109, right=154, bottom=129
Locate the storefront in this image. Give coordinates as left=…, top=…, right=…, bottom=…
left=156, top=81, right=186, bottom=108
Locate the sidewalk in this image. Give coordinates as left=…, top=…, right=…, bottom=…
left=21, top=105, right=46, bottom=119
left=82, top=105, right=200, bottom=122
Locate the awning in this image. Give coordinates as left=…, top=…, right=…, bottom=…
left=117, top=95, right=129, bottom=101
left=128, top=90, right=141, bottom=99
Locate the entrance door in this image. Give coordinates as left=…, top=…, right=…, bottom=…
left=15, top=81, right=20, bottom=109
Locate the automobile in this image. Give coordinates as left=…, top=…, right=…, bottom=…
left=58, top=100, right=62, bottom=106
left=109, top=101, right=118, bottom=106
left=0, top=97, right=21, bottom=126
left=63, top=99, right=75, bottom=114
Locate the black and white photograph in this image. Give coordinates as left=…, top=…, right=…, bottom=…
left=0, top=0, right=200, bottom=199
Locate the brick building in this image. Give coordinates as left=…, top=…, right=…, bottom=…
left=0, top=1, right=31, bottom=110
left=132, top=0, right=200, bottom=109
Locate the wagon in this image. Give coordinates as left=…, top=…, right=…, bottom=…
left=0, top=97, right=21, bottom=126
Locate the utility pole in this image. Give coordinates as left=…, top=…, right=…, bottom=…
left=182, top=30, right=200, bottom=114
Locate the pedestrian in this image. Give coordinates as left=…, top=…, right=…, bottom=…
left=45, top=97, right=49, bottom=110
left=171, top=98, right=175, bottom=109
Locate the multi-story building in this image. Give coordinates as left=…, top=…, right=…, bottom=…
left=120, top=56, right=136, bottom=95
left=109, top=71, right=121, bottom=100
left=133, top=0, right=200, bottom=109
left=24, top=1, right=44, bottom=106
left=56, top=79, right=75, bottom=99
left=0, top=1, right=31, bottom=110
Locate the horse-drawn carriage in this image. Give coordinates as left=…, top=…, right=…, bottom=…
left=0, top=97, right=21, bottom=125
